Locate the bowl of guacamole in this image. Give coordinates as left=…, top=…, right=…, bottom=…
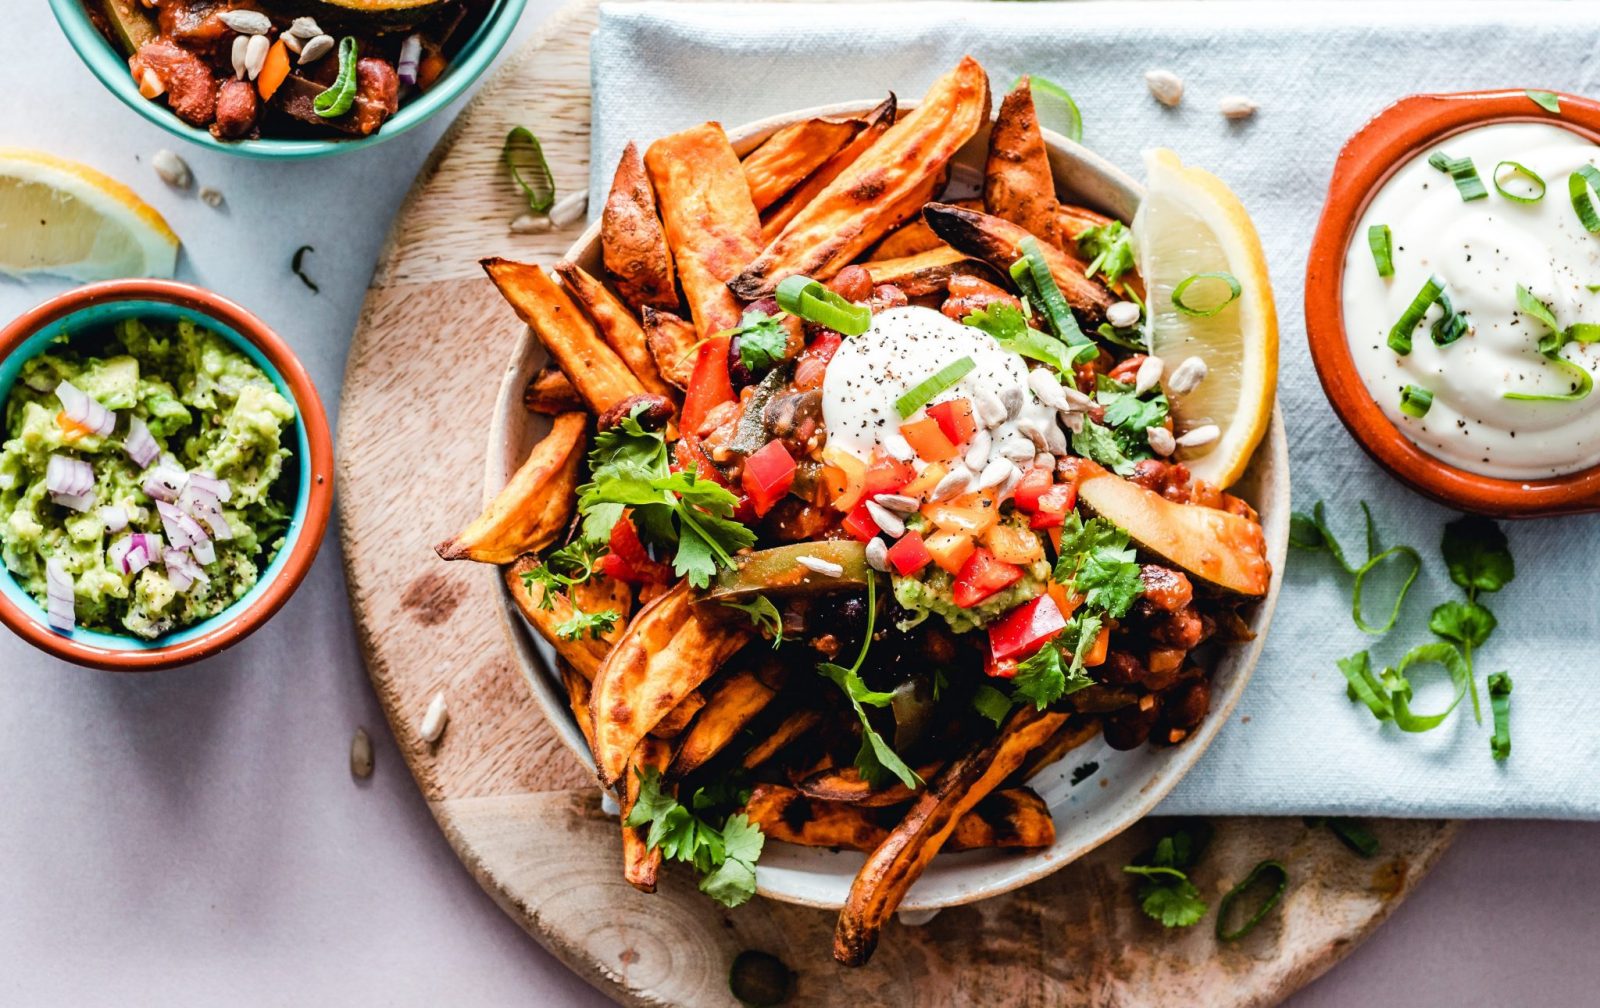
left=0, top=279, right=334, bottom=670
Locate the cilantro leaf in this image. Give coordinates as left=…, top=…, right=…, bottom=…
left=730, top=311, right=790, bottom=374
left=971, top=684, right=1015, bottom=727
left=721, top=595, right=784, bottom=647
left=1440, top=516, right=1514, bottom=595
left=815, top=576, right=922, bottom=790
left=520, top=538, right=608, bottom=611
left=1122, top=823, right=1212, bottom=928
left=1012, top=613, right=1100, bottom=709
left=1071, top=419, right=1139, bottom=476
left=1096, top=375, right=1168, bottom=459
left=1136, top=873, right=1209, bottom=928
left=625, top=769, right=764, bottom=908
left=554, top=607, right=619, bottom=641
left=1428, top=600, right=1497, bottom=649
left=1076, top=220, right=1135, bottom=287
left=1054, top=515, right=1143, bottom=619
left=961, top=302, right=1088, bottom=376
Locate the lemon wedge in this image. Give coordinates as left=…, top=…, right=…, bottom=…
left=0, top=149, right=179, bottom=282
left=1133, top=147, right=1277, bottom=488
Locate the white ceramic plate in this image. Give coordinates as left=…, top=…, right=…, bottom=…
left=488, top=102, right=1290, bottom=911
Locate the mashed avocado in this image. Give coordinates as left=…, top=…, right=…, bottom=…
left=0, top=317, right=296, bottom=639
left=892, top=557, right=1051, bottom=634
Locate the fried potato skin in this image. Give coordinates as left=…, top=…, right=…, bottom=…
left=984, top=76, right=1064, bottom=248
left=641, top=307, right=698, bottom=390
left=504, top=553, right=632, bottom=680
left=732, top=58, right=990, bottom=297
left=742, top=116, right=860, bottom=211
left=436, top=412, right=587, bottom=563
left=1011, top=716, right=1101, bottom=784
left=862, top=247, right=998, bottom=298
left=761, top=94, right=897, bottom=244
left=670, top=662, right=787, bottom=776
left=602, top=141, right=679, bottom=313
left=921, top=202, right=1115, bottom=321
left=743, top=785, right=1055, bottom=853
left=523, top=365, right=585, bottom=415
left=555, top=261, right=676, bottom=400
left=482, top=259, right=646, bottom=414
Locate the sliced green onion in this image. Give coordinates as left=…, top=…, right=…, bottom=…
left=1215, top=860, right=1288, bottom=942
left=1431, top=290, right=1468, bottom=346
left=1504, top=356, right=1593, bottom=401
left=1569, top=323, right=1600, bottom=343
left=1526, top=89, right=1561, bottom=114
left=1427, top=151, right=1487, bottom=201
left=1389, top=642, right=1471, bottom=733
left=895, top=356, right=976, bottom=418
left=775, top=275, right=871, bottom=336
left=313, top=37, right=359, bottom=118
left=1488, top=671, right=1513, bottom=761
left=503, top=127, right=556, bottom=214
left=1493, top=161, right=1546, bottom=203
left=1386, top=275, right=1444, bottom=355
left=1399, top=384, right=1433, bottom=418
left=1325, top=818, right=1379, bottom=857
left=1569, top=164, right=1600, bottom=232
left=1367, top=224, right=1394, bottom=278
left=1507, top=284, right=1597, bottom=401
left=1517, top=284, right=1565, bottom=352
left=1013, top=237, right=1090, bottom=345
left=1016, top=75, right=1082, bottom=143
left=1171, top=271, right=1241, bottom=318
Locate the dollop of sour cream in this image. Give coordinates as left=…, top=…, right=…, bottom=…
left=1344, top=121, right=1600, bottom=479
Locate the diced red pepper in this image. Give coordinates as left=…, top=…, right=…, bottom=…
left=1028, top=481, right=1078, bottom=529
left=985, top=653, right=1018, bottom=679
left=599, top=517, right=671, bottom=584
left=885, top=530, right=932, bottom=576
left=861, top=450, right=914, bottom=498
left=898, top=418, right=960, bottom=462
left=741, top=440, right=797, bottom=515
left=926, top=398, right=977, bottom=447
left=1012, top=464, right=1054, bottom=513
left=841, top=503, right=879, bottom=542
left=951, top=547, right=1024, bottom=608
left=672, top=435, right=730, bottom=487
left=609, top=516, right=650, bottom=566
left=732, top=493, right=760, bottom=526
left=987, top=595, right=1068, bottom=662
left=680, top=335, right=734, bottom=434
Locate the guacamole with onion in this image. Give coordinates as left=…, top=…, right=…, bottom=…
left=0, top=317, right=296, bottom=639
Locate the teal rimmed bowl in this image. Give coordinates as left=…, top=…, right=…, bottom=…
left=0, top=279, right=334, bottom=670
left=47, top=0, right=528, bottom=159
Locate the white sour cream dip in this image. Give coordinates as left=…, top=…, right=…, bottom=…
left=1344, top=121, right=1600, bottom=479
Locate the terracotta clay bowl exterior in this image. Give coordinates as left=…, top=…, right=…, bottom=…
left=1306, top=89, right=1600, bottom=517
left=0, top=279, right=334, bottom=670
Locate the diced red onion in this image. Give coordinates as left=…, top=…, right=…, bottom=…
left=51, top=490, right=97, bottom=513
left=142, top=464, right=187, bottom=503
left=180, top=484, right=233, bottom=540
left=163, top=548, right=209, bottom=593
left=99, top=505, right=129, bottom=533
left=191, top=539, right=216, bottom=565
left=156, top=499, right=208, bottom=550
left=46, top=454, right=94, bottom=497
left=109, top=534, right=157, bottom=575
left=397, top=34, right=422, bottom=86
left=45, top=558, right=75, bottom=632
left=124, top=417, right=159, bottom=469
left=55, top=381, right=115, bottom=437
left=186, top=470, right=232, bottom=503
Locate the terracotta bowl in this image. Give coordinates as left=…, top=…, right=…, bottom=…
left=1306, top=89, right=1600, bottom=517
left=487, top=104, right=1290, bottom=911
left=0, top=279, right=334, bottom=670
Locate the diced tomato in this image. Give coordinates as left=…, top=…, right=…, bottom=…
left=793, top=331, right=843, bottom=391
left=898, top=417, right=959, bottom=462
left=842, top=504, right=879, bottom=542
left=952, top=548, right=1023, bottom=608
left=741, top=440, right=797, bottom=515
left=926, top=398, right=977, bottom=446
left=861, top=450, right=914, bottom=498
left=1012, top=465, right=1054, bottom=513
left=609, top=516, right=650, bottom=565
left=1028, top=482, right=1078, bottom=529
left=680, top=335, right=735, bottom=434
left=885, top=530, right=932, bottom=576
left=732, top=493, right=760, bottom=525
left=987, top=595, right=1068, bottom=662
left=926, top=531, right=976, bottom=575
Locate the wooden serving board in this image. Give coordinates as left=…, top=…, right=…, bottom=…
left=337, top=2, right=1455, bottom=1004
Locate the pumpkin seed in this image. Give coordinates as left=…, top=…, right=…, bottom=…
left=350, top=727, right=374, bottom=778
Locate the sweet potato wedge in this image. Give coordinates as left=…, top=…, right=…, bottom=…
left=1011, top=716, right=1101, bottom=784
left=555, top=261, right=675, bottom=400
left=482, top=258, right=647, bottom=415
left=732, top=58, right=990, bottom=297
left=862, top=247, right=997, bottom=297
left=983, top=77, right=1063, bottom=248
left=742, top=708, right=822, bottom=769
left=742, top=116, right=861, bottom=211
left=833, top=705, right=1067, bottom=966
left=503, top=554, right=632, bottom=680
left=1057, top=203, right=1115, bottom=236
left=523, top=364, right=585, bottom=415
left=436, top=412, right=587, bottom=563
left=589, top=580, right=753, bottom=786
left=648, top=688, right=705, bottom=740
left=641, top=307, right=698, bottom=390
left=866, top=197, right=982, bottom=261
left=796, top=763, right=940, bottom=807
left=602, top=141, right=679, bottom=313
left=761, top=94, right=897, bottom=244
left=921, top=202, right=1115, bottom=321
left=744, top=785, right=1055, bottom=853
left=560, top=660, right=597, bottom=750
left=670, top=660, right=787, bottom=776
left=620, top=735, right=673, bottom=892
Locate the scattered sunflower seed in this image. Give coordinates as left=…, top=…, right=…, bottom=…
left=548, top=191, right=589, bottom=230
left=298, top=33, right=336, bottom=66
left=975, top=456, right=1016, bottom=492
left=796, top=555, right=845, bottom=578
left=1043, top=418, right=1068, bottom=456
left=1106, top=300, right=1142, bottom=329
left=931, top=466, right=973, bottom=502
left=199, top=186, right=225, bottom=209
left=151, top=149, right=191, bottom=189
left=281, top=31, right=304, bottom=55
left=1060, top=384, right=1094, bottom=411
left=1028, top=368, right=1069, bottom=411
left=244, top=33, right=271, bottom=80
left=865, top=499, right=906, bottom=538
left=288, top=17, right=323, bottom=40
left=230, top=34, right=249, bottom=79
left=1060, top=410, right=1086, bottom=434
left=864, top=537, right=890, bottom=573
left=999, top=385, right=1024, bottom=419
left=1220, top=95, right=1259, bottom=121
left=1176, top=423, right=1221, bottom=448
left=350, top=727, right=374, bottom=778
left=420, top=691, right=448, bottom=744
left=1016, top=415, right=1051, bottom=452
left=963, top=428, right=992, bottom=470
left=880, top=431, right=916, bottom=462
left=1147, top=425, right=1177, bottom=456
left=872, top=493, right=919, bottom=515
left=1145, top=69, right=1184, bottom=107
left=1034, top=452, right=1054, bottom=471
left=996, top=434, right=1035, bottom=463
left=998, top=463, right=1025, bottom=500
left=1135, top=355, right=1164, bottom=396
left=1167, top=356, right=1208, bottom=395
left=508, top=212, right=553, bottom=234
left=973, top=390, right=1007, bottom=428
left=218, top=9, right=271, bottom=34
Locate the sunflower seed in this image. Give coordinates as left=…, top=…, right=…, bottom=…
left=151, top=149, right=191, bottom=189
left=1167, top=356, right=1208, bottom=395
left=1017, top=416, right=1050, bottom=451
left=931, top=467, right=972, bottom=502
left=872, top=493, right=920, bottom=515
left=879, top=431, right=915, bottom=463
left=1034, top=452, right=1054, bottom=471
left=796, top=555, right=844, bottom=578
left=865, top=500, right=906, bottom=538
left=218, top=9, right=270, bottom=34
left=999, top=385, right=1024, bottom=419
left=974, top=390, right=1007, bottom=428
left=1028, top=369, right=1069, bottom=410
left=963, top=429, right=991, bottom=470
left=298, top=33, right=335, bottom=66
left=1044, top=419, right=1068, bottom=456
left=998, top=464, right=1025, bottom=500
left=1060, top=384, right=1093, bottom=411
left=199, top=186, right=224, bottom=209
left=509, top=213, right=553, bottom=234
left=1060, top=410, right=1086, bottom=434
left=230, top=34, right=249, bottom=78
left=1147, top=425, right=1177, bottom=456
left=288, top=16, right=323, bottom=39
left=1106, top=300, right=1142, bottom=329
left=281, top=31, right=304, bottom=55
left=1176, top=424, right=1221, bottom=448
left=864, top=537, right=890, bottom=572
left=1220, top=95, right=1258, bottom=121
left=1145, top=69, right=1184, bottom=107
left=549, top=191, right=589, bottom=229
left=1135, top=356, right=1164, bottom=396
left=996, top=434, right=1035, bottom=463
left=350, top=727, right=374, bottom=778
left=975, top=457, right=1017, bottom=491
left=244, top=33, right=270, bottom=80
left=420, top=691, right=448, bottom=744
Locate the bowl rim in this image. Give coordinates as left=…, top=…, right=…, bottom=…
left=1305, top=88, right=1600, bottom=517
left=46, top=0, right=530, bottom=160
left=490, top=100, right=1289, bottom=909
left=0, top=278, right=334, bottom=670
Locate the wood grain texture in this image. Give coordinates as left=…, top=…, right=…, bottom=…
left=338, top=1, right=1454, bottom=1004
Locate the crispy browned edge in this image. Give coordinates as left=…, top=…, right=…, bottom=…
left=760, top=94, right=897, bottom=245
left=670, top=662, right=786, bottom=777
left=503, top=555, right=631, bottom=680
left=741, top=116, right=861, bottom=211
left=602, top=140, right=680, bottom=313
left=866, top=197, right=983, bottom=261
left=745, top=785, right=1054, bottom=853
left=555, top=261, right=676, bottom=400
left=641, top=306, right=698, bottom=390
left=435, top=412, right=586, bottom=563
left=862, top=247, right=999, bottom=297
left=983, top=76, right=1064, bottom=248
left=648, top=688, right=705, bottom=740
left=1010, top=715, right=1101, bottom=784
left=741, top=708, right=822, bottom=769
left=523, top=365, right=585, bottom=415
left=796, top=763, right=940, bottom=808
left=921, top=202, right=1115, bottom=320
left=731, top=58, right=990, bottom=297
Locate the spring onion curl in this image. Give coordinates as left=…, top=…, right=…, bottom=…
left=503, top=127, right=556, bottom=214
left=1215, top=860, right=1288, bottom=942
left=313, top=37, right=359, bottom=119
left=1367, top=223, right=1394, bottom=278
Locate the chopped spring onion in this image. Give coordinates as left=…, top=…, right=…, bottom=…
left=1390, top=642, right=1471, bottom=733
left=1493, top=161, right=1546, bottom=203
left=1569, top=164, right=1600, bottom=232
left=1010, top=237, right=1094, bottom=357
left=1504, top=355, right=1593, bottom=402
left=312, top=37, right=359, bottom=118
left=1386, top=274, right=1445, bottom=355
left=1526, top=89, right=1561, bottom=114
left=1427, top=151, right=1487, bottom=201
left=1517, top=284, right=1565, bottom=352
left=1399, top=384, right=1433, bottom=418
left=503, top=126, right=556, bottom=214
left=1215, top=860, right=1288, bottom=942
left=1431, top=290, right=1468, bottom=346
left=1171, top=271, right=1241, bottom=318
left=1017, top=74, right=1083, bottom=143
left=775, top=275, right=871, bottom=336
left=1505, top=284, right=1597, bottom=402
left=1367, top=224, right=1393, bottom=277
left=895, top=356, right=976, bottom=418
left=1488, top=671, right=1513, bottom=760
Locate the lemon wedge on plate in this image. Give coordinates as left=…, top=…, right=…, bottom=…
left=1133, top=147, right=1277, bottom=488
left=0, top=149, right=179, bottom=282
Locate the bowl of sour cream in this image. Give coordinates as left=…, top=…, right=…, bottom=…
left=1307, top=89, right=1600, bottom=516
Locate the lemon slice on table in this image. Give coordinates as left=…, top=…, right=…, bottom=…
left=0, top=149, right=179, bottom=282
left=1133, top=147, right=1277, bottom=488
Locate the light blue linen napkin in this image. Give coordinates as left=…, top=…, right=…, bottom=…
left=590, top=0, right=1600, bottom=819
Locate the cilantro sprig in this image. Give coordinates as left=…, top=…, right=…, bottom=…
left=815, top=576, right=923, bottom=790
left=519, top=537, right=607, bottom=610
left=721, top=595, right=784, bottom=648
left=1012, top=613, right=1099, bottom=710
left=624, top=767, right=764, bottom=907
left=1076, top=219, right=1135, bottom=288
left=1122, top=824, right=1211, bottom=928
left=1095, top=374, right=1169, bottom=461
left=962, top=301, right=1087, bottom=376
left=554, top=607, right=619, bottom=641
left=729, top=310, right=790, bottom=375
